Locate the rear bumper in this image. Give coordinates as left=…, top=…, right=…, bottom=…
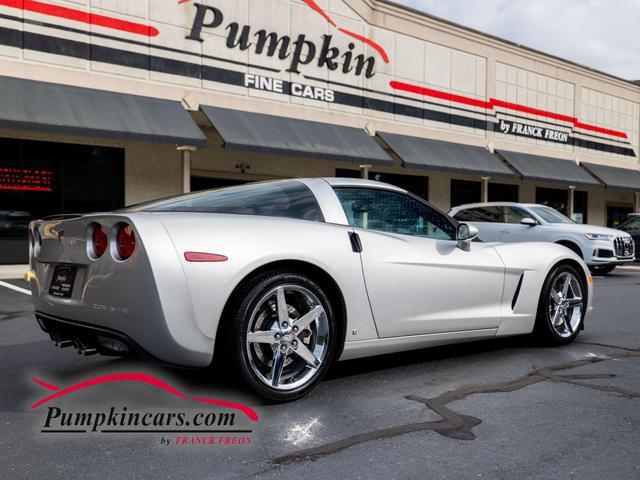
left=37, top=311, right=142, bottom=358
left=35, top=311, right=212, bottom=368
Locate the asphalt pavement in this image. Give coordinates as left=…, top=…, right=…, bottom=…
left=1, top=267, right=639, bottom=479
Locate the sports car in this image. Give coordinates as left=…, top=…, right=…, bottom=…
left=28, top=178, right=593, bottom=401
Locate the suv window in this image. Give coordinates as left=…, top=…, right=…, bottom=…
left=503, top=206, right=530, bottom=224
left=334, top=187, right=456, bottom=240
left=135, top=180, right=324, bottom=222
left=621, top=217, right=640, bottom=231
left=454, top=206, right=502, bottom=223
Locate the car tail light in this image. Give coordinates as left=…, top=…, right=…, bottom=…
left=91, top=224, right=108, bottom=258
left=115, top=224, right=136, bottom=260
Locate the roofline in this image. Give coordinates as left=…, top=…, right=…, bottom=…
left=449, top=202, right=544, bottom=210
left=372, top=0, right=640, bottom=88
left=320, top=177, right=408, bottom=192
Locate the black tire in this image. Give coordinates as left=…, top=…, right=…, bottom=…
left=589, top=264, right=616, bottom=275
left=221, top=271, right=338, bottom=402
left=534, top=264, right=586, bottom=346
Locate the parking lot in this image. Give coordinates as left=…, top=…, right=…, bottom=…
left=1, top=266, right=639, bottom=479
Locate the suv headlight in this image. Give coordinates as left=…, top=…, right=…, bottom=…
left=585, top=233, right=613, bottom=241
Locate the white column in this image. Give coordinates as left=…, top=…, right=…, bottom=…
left=481, top=176, right=490, bottom=203
left=359, top=164, right=372, bottom=180
left=568, top=185, right=575, bottom=220
left=635, top=192, right=640, bottom=213
left=177, top=146, right=197, bottom=193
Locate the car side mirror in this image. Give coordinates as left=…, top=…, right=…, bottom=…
left=520, top=217, right=537, bottom=226
left=457, top=223, right=479, bottom=251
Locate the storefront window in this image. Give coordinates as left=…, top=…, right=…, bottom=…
left=191, top=176, right=251, bottom=191
left=0, top=138, right=124, bottom=264
left=607, top=205, right=633, bottom=227
left=536, top=187, right=568, bottom=215
left=336, top=169, right=429, bottom=200
left=450, top=179, right=481, bottom=207
left=573, top=190, right=588, bottom=224
left=488, top=183, right=519, bottom=202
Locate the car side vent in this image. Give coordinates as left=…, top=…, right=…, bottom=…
left=511, top=273, right=525, bottom=310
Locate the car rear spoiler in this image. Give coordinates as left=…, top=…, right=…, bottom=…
left=42, top=214, right=84, bottom=221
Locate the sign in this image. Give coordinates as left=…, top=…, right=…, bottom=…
left=186, top=3, right=378, bottom=78
left=0, top=0, right=635, bottom=158
left=244, top=74, right=335, bottom=102
left=497, top=119, right=570, bottom=144
left=0, top=168, right=53, bottom=192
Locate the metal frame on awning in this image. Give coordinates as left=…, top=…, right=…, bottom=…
left=496, top=150, right=602, bottom=187
left=0, top=75, right=207, bottom=146
left=580, top=162, right=640, bottom=191
left=200, top=106, right=392, bottom=165
left=378, top=132, right=516, bottom=177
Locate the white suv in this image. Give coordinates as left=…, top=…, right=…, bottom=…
left=449, top=202, right=635, bottom=275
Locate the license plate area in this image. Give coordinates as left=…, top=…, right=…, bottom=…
left=49, top=265, right=77, bottom=298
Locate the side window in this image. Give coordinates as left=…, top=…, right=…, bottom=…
left=503, top=206, right=529, bottom=224
left=139, top=180, right=324, bottom=222
left=334, top=187, right=456, bottom=240
left=454, top=206, right=502, bottom=223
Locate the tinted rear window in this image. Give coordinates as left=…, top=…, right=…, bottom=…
left=454, top=206, right=502, bottom=223
left=133, top=181, right=324, bottom=222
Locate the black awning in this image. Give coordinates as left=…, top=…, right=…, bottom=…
left=378, top=132, right=515, bottom=177
left=200, top=106, right=392, bottom=165
left=580, top=162, right=640, bottom=191
left=0, top=76, right=206, bottom=146
left=497, top=150, right=602, bottom=187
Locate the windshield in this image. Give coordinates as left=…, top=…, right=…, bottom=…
left=529, top=206, right=575, bottom=224
left=620, top=217, right=640, bottom=230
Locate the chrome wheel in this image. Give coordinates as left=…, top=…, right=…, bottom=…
left=548, top=272, right=583, bottom=338
left=245, top=284, right=330, bottom=391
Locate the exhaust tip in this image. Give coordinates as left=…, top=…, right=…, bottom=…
left=69, top=339, right=98, bottom=355
left=50, top=334, right=73, bottom=348
left=96, top=336, right=129, bottom=354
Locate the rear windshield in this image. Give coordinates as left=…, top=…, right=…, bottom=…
left=129, top=180, right=324, bottom=222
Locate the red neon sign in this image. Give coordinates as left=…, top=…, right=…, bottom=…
left=0, top=167, right=53, bottom=192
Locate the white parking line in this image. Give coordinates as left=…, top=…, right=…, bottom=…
left=0, top=280, right=32, bottom=296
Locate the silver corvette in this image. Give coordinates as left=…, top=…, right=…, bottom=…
left=29, top=178, right=593, bottom=401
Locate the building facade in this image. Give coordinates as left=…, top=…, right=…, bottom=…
left=1, top=0, right=639, bottom=263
